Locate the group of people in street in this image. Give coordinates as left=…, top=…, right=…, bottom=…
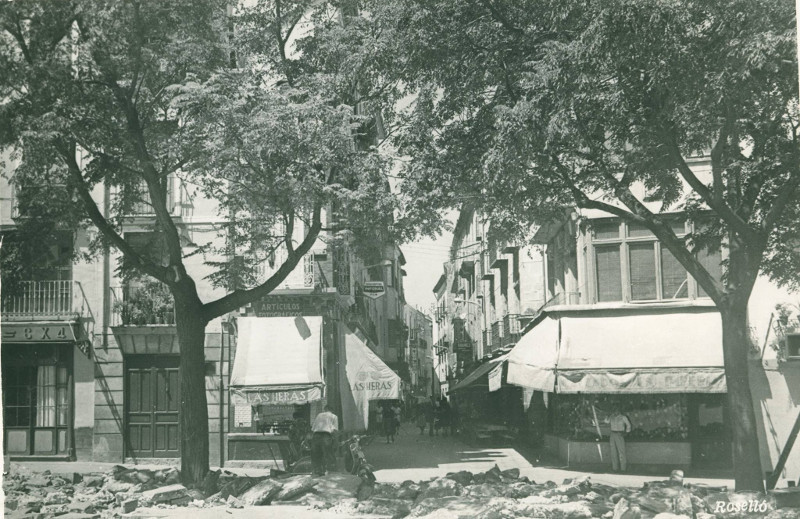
left=306, top=400, right=632, bottom=477
left=416, top=396, right=454, bottom=437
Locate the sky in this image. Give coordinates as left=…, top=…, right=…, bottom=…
left=401, top=229, right=453, bottom=314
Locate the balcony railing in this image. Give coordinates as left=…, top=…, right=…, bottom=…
left=110, top=284, right=175, bottom=326
left=1, top=280, right=88, bottom=320
left=123, top=177, right=179, bottom=216
left=503, top=314, right=522, bottom=346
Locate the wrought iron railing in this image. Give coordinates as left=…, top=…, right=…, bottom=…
left=1, top=280, right=87, bottom=319
left=110, top=284, right=176, bottom=326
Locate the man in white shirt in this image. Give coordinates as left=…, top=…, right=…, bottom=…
left=311, top=405, right=339, bottom=475
left=607, top=406, right=632, bottom=472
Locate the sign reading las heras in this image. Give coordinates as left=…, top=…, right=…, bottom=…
left=2, top=324, right=75, bottom=342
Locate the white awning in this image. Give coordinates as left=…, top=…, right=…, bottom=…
left=230, top=316, right=324, bottom=405
left=557, top=309, right=725, bottom=393
left=340, top=323, right=400, bottom=431
left=507, top=315, right=559, bottom=391
left=507, top=308, right=726, bottom=394
left=451, top=354, right=509, bottom=392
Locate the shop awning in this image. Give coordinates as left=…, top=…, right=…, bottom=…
left=506, top=308, right=727, bottom=394
left=556, top=310, right=725, bottom=393
left=230, top=316, right=324, bottom=405
left=450, top=354, right=509, bottom=392
left=507, top=315, right=559, bottom=391
left=340, top=323, right=401, bottom=430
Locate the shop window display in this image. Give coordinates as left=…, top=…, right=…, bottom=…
left=554, top=394, right=689, bottom=441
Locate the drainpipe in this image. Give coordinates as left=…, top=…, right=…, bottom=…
left=219, top=321, right=227, bottom=468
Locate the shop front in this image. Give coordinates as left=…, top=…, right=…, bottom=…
left=227, top=316, right=325, bottom=466
left=450, top=353, right=527, bottom=443
left=2, top=322, right=85, bottom=459
left=507, top=307, right=731, bottom=470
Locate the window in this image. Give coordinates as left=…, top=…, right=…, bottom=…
left=787, top=335, right=800, bottom=359
left=595, top=245, right=622, bottom=302
left=592, top=219, right=719, bottom=302
left=629, top=242, right=657, bottom=300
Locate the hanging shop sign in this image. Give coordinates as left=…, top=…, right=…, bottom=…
left=2, top=323, right=76, bottom=343
left=362, top=281, right=385, bottom=299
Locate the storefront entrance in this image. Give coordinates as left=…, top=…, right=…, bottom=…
left=125, top=355, right=180, bottom=458
left=688, top=394, right=731, bottom=468
left=2, top=343, right=72, bottom=457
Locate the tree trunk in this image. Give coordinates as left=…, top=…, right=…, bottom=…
left=719, top=300, right=765, bottom=492
left=174, top=295, right=210, bottom=487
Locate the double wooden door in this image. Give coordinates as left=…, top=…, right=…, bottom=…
left=125, top=356, right=180, bottom=458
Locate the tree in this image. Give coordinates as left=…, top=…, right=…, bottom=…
left=1, top=0, right=395, bottom=485
left=345, top=0, right=798, bottom=490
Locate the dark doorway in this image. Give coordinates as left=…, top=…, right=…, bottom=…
left=688, top=393, right=732, bottom=469
left=125, top=355, right=180, bottom=458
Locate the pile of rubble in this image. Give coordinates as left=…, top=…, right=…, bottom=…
left=4, top=463, right=800, bottom=519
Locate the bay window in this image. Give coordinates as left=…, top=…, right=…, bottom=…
left=592, top=220, right=720, bottom=302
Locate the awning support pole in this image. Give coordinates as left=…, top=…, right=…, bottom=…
left=767, top=410, right=800, bottom=490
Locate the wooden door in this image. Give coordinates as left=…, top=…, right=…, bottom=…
left=126, top=356, right=180, bottom=458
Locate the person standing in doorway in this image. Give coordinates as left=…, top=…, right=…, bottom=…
left=311, top=405, right=338, bottom=476
left=607, top=406, right=632, bottom=472
left=383, top=403, right=397, bottom=443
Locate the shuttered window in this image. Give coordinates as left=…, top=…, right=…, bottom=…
left=591, top=219, right=719, bottom=302
left=629, top=243, right=657, bottom=300
left=697, top=248, right=722, bottom=297
left=595, top=245, right=622, bottom=302
left=661, top=246, right=689, bottom=299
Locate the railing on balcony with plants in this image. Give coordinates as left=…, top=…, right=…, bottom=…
left=110, top=280, right=175, bottom=326
left=1, top=280, right=88, bottom=320
left=503, top=313, right=522, bottom=346
left=123, top=177, right=179, bottom=216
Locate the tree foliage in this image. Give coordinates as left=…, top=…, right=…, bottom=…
left=328, top=0, right=799, bottom=491
left=0, top=0, right=399, bottom=483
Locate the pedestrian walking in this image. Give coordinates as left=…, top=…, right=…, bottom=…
left=416, top=401, right=428, bottom=435
left=426, top=396, right=438, bottom=436
left=393, top=403, right=402, bottom=433
left=606, top=405, right=632, bottom=472
left=437, top=397, right=451, bottom=436
left=311, top=405, right=338, bottom=476
left=383, top=404, right=397, bottom=443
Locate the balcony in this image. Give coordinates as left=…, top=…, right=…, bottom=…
left=503, top=314, right=522, bottom=346
left=1, top=280, right=88, bottom=321
left=490, top=320, right=503, bottom=352
left=110, top=282, right=175, bottom=326
left=122, top=177, right=182, bottom=217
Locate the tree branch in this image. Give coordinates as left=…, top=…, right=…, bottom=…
left=552, top=157, right=725, bottom=302
left=58, top=141, right=170, bottom=283
left=201, top=203, right=323, bottom=320
left=479, top=0, right=523, bottom=35
left=710, top=104, right=735, bottom=206
left=762, top=171, right=800, bottom=236
left=662, top=133, right=759, bottom=243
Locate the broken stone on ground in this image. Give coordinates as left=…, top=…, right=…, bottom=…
left=4, top=463, right=800, bottom=518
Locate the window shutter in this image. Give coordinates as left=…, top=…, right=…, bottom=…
left=629, top=243, right=657, bottom=300
left=661, top=245, right=689, bottom=299
left=697, top=248, right=722, bottom=297
left=595, top=245, right=622, bottom=302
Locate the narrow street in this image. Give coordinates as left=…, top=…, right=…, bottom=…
left=364, top=422, right=734, bottom=489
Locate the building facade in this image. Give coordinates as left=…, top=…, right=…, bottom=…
left=1, top=159, right=406, bottom=465
left=440, top=178, right=800, bottom=480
